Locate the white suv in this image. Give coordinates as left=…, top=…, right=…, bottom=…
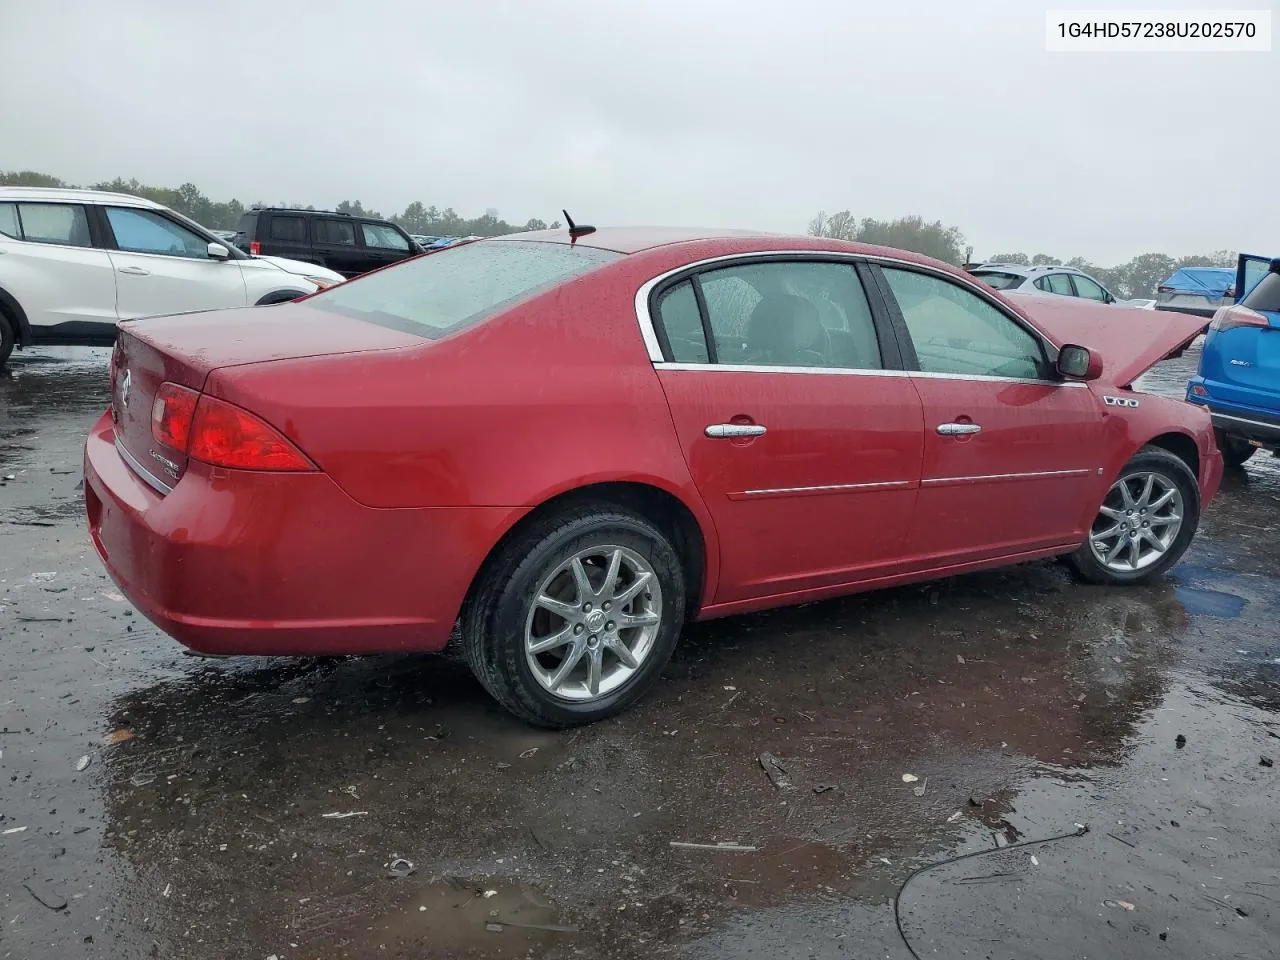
left=0, top=187, right=344, bottom=369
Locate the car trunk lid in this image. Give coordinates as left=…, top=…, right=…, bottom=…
left=110, top=303, right=423, bottom=489
left=1008, top=295, right=1209, bottom=387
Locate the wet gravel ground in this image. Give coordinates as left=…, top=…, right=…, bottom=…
left=2, top=342, right=1277, bottom=960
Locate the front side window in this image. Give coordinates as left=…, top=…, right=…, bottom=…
left=1071, top=273, right=1109, bottom=302
left=8, top=203, right=93, bottom=247
left=268, top=216, right=307, bottom=242
left=107, top=207, right=210, bottom=258
left=882, top=267, right=1049, bottom=380
left=315, top=219, right=356, bottom=245
left=684, top=260, right=882, bottom=370
left=308, top=240, right=620, bottom=339
left=361, top=223, right=410, bottom=252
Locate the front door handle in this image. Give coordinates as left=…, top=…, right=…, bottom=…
left=117, top=266, right=150, bottom=276
left=937, top=422, right=982, bottom=436
left=706, top=423, right=767, bottom=439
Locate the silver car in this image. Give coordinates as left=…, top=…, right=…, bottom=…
left=967, top=263, right=1128, bottom=306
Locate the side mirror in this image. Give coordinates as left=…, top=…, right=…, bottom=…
left=207, top=242, right=230, bottom=261
left=1057, top=344, right=1102, bottom=381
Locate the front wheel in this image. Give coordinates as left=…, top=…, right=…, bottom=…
left=1067, top=449, right=1200, bottom=586
left=1215, top=429, right=1257, bottom=469
left=462, top=506, right=686, bottom=728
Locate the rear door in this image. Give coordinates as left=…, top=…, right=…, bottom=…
left=650, top=257, right=925, bottom=604
left=0, top=200, right=118, bottom=341
left=357, top=222, right=414, bottom=275
left=311, top=217, right=362, bottom=276
left=873, top=264, right=1105, bottom=565
left=259, top=213, right=312, bottom=263
left=102, top=206, right=247, bottom=320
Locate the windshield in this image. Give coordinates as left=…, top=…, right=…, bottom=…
left=971, top=271, right=1025, bottom=290
left=306, top=240, right=622, bottom=338
left=1241, top=268, right=1280, bottom=315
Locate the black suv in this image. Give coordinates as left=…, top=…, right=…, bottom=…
left=233, top=208, right=420, bottom=278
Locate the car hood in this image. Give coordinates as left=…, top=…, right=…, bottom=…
left=247, top=255, right=345, bottom=283
left=1009, top=294, right=1210, bottom=387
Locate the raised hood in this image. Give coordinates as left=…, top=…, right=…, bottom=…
left=1008, top=295, right=1209, bottom=387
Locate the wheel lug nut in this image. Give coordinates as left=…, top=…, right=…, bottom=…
left=602, top=601, right=611, bottom=611
left=573, top=624, right=584, bottom=634
left=582, top=602, right=592, bottom=613
left=606, top=621, right=615, bottom=631
left=588, top=634, right=598, bottom=646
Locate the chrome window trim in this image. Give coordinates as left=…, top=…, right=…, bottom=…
left=920, top=468, right=1093, bottom=486
left=115, top=438, right=174, bottom=495
left=635, top=249, right=1067, bottom=385
left=653, top=361, right=1087, bottom=389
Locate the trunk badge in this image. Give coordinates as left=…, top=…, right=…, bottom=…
left=119, top=369, right=132, bottom=409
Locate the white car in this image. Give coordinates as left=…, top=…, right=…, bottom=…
left=967, top=263, right=1132, bottom=306
left=0, top=187, right=344, bottom=369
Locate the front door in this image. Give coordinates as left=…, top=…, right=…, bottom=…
left=103, top=206, right=247, bottom=320
left=649, top=258, right=924, bottom=604
left=874, top=265, right=1105, bottom=566
left=358, top=222, right=413, bottom=275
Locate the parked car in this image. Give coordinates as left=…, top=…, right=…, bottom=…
left=85, top=227, right=1220, bottom=727
left=1127, top=298, right=1157, bottom=310
left=410, top=235, right=441, bottom=250
left=210, top=229, right=238, bottom=243
left=1186, top=253, right=1280, bottom=467
left=0, top=188, right=344, bottom=370
left=233, top=208, right=419, bottom=279
left=1155, top=266, right=1236, bottom=318
left=968, top=263, right=1128, bottom=305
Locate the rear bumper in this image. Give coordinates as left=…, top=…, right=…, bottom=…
left=83, top=411, right=522, bottom=656
left=1209, top=409, right=1280, bottom=445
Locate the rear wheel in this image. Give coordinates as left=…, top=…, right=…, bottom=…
left=0, top=311, right=15, bottom=369
left=462, top=506, right=686, bottom=728
left=1067, top=449, right=1200, bottom=586
left=1215, top=429, right=1257, bottom=469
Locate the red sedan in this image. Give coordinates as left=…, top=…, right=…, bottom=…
left=84, top=227, right=1221, bottom=726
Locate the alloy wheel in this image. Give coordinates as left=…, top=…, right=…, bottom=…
left=1088, top=472, right=1184, bottom=573
left=524, top=545, right=663, bottom=701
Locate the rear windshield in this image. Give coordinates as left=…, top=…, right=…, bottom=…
left=307, top=240, right=621, bottom=338
left=1241, top=269, right=1280, bottom=314
left=971, top=271, right=1025, bottom=290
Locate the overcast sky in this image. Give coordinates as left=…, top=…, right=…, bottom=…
left=1, top=1, right=1275, bottom=264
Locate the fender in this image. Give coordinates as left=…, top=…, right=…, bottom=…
left=0, top=284, right=32, bottom=346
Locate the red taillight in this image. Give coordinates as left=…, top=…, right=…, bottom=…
left=1210, top=305, right=1269, bottom=332
left=152, top=383, right=200, bottom=450
left=249, top=241, right=261, bottom=255
left=188, top=395, right=314, bottom=471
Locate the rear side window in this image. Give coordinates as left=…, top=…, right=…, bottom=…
left=4, top=203, right=93, bottom=247
left=0, top=203, right=18, bottom=238
left=655, top=281, right=709, bottom=363
left=1242, top=270, right=1280, bottom=314
left=314, top=219, right=356, bottom=245
left=361, top=222, right=410, bottom=252
left=234, top=213, right=257, bottom=237
left=972, top=271, right=1024, bottom=290
left=308, top=240, right=620, bottom=339
left=269, top=216, right=307, bottom=242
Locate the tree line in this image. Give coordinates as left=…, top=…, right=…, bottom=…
left=0, top=171, right=1235, bottom=300
left=0, top=170, right=556, bottom=238
left=808, top=209, right=1236, bottom=300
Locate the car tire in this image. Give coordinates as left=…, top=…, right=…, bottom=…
left=462, top=505, right=686, bottom=728
left=1067, top=448, right=1200, bottom=586
left=1215, top=429, right=1256, bottom=469
left=0, top=311, right=15, bottom=369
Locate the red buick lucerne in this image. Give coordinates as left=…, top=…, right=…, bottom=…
left=84, top=226, right=1221, bottom=727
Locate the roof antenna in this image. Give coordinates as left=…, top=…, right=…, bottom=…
left=562, top=209, right=596, bottom=243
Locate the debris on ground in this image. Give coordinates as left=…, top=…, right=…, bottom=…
left=1260, top=756, right=1273, bottom=768
left=3, top=826, right=30, bottom=835
left=1175, top=734, right=1187, bottom=748
left=901, top=773, right=919, bottom=783
left=1103, top=899, right=1136, bottom=911
left=519, top=747, right=539, bottom=759
left=947, top=810, right=963, bottom=823
left=483, top=889, right=499, bottom=898
left=1030, top=855, right=1040, bottom=866
left=321, top=811, right=369, bottom=819
left=104, top=728, right=133, bottom=744
left=24, top=880, right=68, bottom=911
left=387, top=858, right=415, bottom=878
left=31, top=571, right=57, bottom=582
left=129, top=773, right=155, bottom=787
left=489, top=917, right=579, bottom=933
left=813, top=784, right=836, bottom=794
left=102, top=592, right=125, bottom=602
left=74, top=754, right=92, bottom=772
left=669, top=841, right=757, bottom=853
left=758, top=752, right=792, bottom=790
left=913, top=777, right=928, bottom=797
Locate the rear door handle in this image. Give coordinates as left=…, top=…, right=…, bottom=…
left=705, top=423, right=767, bottom=438
left=117, top=266, right=150, bottom=276
left=937, top=422, right=982, bottom=436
